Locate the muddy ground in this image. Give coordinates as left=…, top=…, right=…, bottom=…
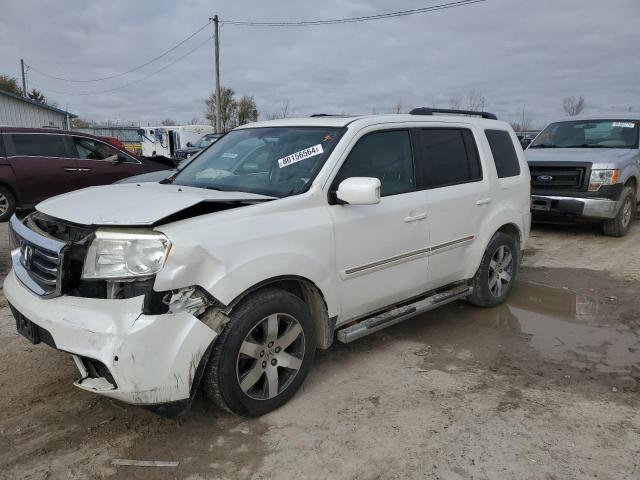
left=0, top=221, right=638, bottom=480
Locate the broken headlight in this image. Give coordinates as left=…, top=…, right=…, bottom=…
left=82, top=230, right=171, bottom=280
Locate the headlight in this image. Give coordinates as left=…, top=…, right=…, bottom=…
left=588, top=169, right=620, bottom=192
left=82, top=230, right=171, bottom=280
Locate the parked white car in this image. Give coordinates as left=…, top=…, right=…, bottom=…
left=6, top=109, right=531, bottom=416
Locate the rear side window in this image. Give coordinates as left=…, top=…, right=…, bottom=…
left=485, top=130, right=521, bottom=178
left=11, top=134, right=68, bottom=158
left=0, top=135, right=5, bottom=157
left=414, top=129, right=481, bottom=189
left=333, top=130, right=414, bottom=197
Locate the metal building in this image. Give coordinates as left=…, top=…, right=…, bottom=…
left=0, top=89, right=76, bottom=129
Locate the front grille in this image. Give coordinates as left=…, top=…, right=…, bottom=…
left=530, top=165, right=587, bottom=190
left=10, top=215, right=69, bottom=298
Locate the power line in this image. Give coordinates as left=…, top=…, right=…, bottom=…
left=27, top=20, right=212, bottom=83
left=222, top=0, right=485, bottom=27
left=44, top=35, right=213, bottom=96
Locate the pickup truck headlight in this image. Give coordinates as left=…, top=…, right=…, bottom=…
left=82, top=230, right=171, bottom=280
left=588, top=169, right=620, bottom=192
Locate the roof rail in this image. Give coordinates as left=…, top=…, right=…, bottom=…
left=409, top=107, right=498, bottom=120
left=310, top=113, right=336, bottom=117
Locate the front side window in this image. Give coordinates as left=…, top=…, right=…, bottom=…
left=530, top=120, right=639, bottom=149
left=332, top=130, right=414, bottom=197
left=485, top=129, right=521, bottom=178
left=11, top=134, right=67, bottom=158
left=73, top=137, right=128, bottom=162
left=197, top=134, right=220, bottom=148
left=174, top=127, right=344, bottom=198
left=414, top=128, right=482, bottom=189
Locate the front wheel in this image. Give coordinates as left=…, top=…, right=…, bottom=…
left=602, top=186, right=635, bottom=237
left=468, top=232, right=518, bottom=308
left=0, top=186, right=16, bottom=222
left=202, top=288, right=316, bottom=416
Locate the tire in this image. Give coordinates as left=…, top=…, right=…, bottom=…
left=0, top=186, right=16, bottom=222
left=468, top=232, right=518, bottom=308
left=202, top=288, right=316, bottom=416
left=602, top=186, right=635, bottom=237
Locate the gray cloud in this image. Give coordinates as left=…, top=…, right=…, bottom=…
left=1, top=0, right=638, bottom=128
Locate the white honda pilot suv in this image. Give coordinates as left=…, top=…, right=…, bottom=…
left=6, top=109, right=530, bottom=416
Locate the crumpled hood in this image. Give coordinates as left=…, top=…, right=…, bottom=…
left=36, top=183, right=274, bottom=226
left=525, top=147, right=636, bottom=167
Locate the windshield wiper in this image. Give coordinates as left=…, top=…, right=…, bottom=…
left=529, top=144, right=557, bottom=148
left=561, top=144, right=608, bottom=148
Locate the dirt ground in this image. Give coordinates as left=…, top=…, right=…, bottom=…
left=0, top=221, right=638, bottom=480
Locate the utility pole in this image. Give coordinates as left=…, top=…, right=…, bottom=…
left=20, top=59, right=27, bottom=96
left=211, top=15, right=222, bottom=133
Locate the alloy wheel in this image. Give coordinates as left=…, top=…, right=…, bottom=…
left=236, top=313, right=305, bottom=400
left=488, top=245, right=513, bottom=297
left=621, top=197, right=633, bottom=228
left=0, top=193, right=8, bottom=216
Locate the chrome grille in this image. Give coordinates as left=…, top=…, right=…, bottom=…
left=9, top=215, right=68, bottom=298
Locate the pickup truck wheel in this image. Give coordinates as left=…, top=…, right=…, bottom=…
left=602, top=186, right=635, bottom=237
left=203, top=288, right=316, bottom=416
left=0, top=186, right=16, bottom=222
left=468, top=232, right=518, bottom=308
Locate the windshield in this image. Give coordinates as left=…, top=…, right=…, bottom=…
left=196, top=134, right=220, bottom=149
left=530, top=119, right=639, bottom=149
left=173, top=126, right=344, bottom=197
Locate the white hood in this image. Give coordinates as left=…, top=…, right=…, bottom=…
left=36, top=183, right=274, bottom=226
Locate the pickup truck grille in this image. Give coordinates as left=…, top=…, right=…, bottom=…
left=529, top=165, right=587, bottom=191
left=9, top=215, right=69, bottom=298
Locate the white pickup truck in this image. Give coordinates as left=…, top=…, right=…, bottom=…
left=6, top=109, right=531, bottom=416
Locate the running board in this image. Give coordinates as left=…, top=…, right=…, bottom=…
left=336, top=284, right=472, bottom=343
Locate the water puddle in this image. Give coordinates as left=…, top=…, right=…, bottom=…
left=506, top=282, right=640, bottom=372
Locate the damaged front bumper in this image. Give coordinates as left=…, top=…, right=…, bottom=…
left=4, top=270, right=217, bottom=407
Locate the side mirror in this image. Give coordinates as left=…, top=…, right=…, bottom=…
left=336, top=177, right=381, bottom=205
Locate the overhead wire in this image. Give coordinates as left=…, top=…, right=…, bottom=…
left=27, top=20, right=212, bottom=83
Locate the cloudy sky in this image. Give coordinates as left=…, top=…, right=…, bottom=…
left=1, top=0, right=638, bottom=128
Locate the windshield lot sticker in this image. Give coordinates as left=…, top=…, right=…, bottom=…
left=612, top=122, right=636, bottom=128
left=222, top=152, right=239, bottom=158
left=278, top=144, right=324, bottom=168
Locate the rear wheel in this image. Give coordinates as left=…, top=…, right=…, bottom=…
left=468, top=232, right=518, bottom=308
left=602, top=186, right=635, bottom=237
left=0, top=186, right=16, bottom=222
left=202, top=288, right=316, bottom=416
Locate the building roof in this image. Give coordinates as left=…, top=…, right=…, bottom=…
left=0, top=89, right=76, bottom=118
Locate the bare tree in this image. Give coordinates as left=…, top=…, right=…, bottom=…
left=511, top=104, right=532, bottom=132
left=449, top=94, right=462, bottom=110
left=205, top=86, right=238, bottom=131
left=266, top=100, right=292, bottom=120
left=237, top=95, right=258, bottom=125
left=190, top=117, right=200, bottom=125
left=393, top=101, right=403, bottom=114
left=27, top=88, right=46, bottom=103
left=71, top=117, right=90, bottom=129
left=562, top=96, right=586, bottom=116
left=160, top=118, right=177, bottom=126
left=466, top=89, right=486, bottom=111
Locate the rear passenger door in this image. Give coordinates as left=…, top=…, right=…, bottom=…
left=413, top=126, right=492, bottom=290
left=5, top=133, right=81, bottom=205
left=71, top=136, right=145, bottom=187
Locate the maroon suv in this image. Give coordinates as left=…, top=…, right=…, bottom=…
left=0, top=127, right=174, bottom=220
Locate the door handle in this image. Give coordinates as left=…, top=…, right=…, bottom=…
left=476, top=197, right=492, bottom=206
left=63, top=167, right=78, bottom=172
left=404, top=213, right=427, bottom=223
left=78, top=168, right=91, bottom=172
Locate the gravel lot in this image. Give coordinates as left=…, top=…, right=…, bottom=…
left=0, top=221, right=638, bottom=480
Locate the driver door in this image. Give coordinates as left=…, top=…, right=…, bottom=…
left=328, top=129, right=429, bottom=322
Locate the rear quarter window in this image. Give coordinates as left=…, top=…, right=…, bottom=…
left=485, top=130, right=521, bottom=178
left=0, top=134, right=5, bottom=157
left=10, top=133, right=68, bottom=158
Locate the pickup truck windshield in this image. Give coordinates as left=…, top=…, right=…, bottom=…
left=173, top=127, right=344, bottom=197
left=530, top=120, right=639, bottom=149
